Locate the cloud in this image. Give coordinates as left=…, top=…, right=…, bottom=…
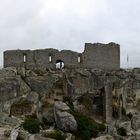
left=0, top=0, right=140, bottom=68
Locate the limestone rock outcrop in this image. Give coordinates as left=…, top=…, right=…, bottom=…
left=54, top=101, right=77, bottom=132
left=132, top=114, right=140, bottom=130
left=92, top=135, right=114, bottom=140
left=0, top=67, right=140, bottom=139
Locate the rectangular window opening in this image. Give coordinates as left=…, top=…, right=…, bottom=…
left=49, top=55, right=52, bottom=63
left=78, top=56, right=81, bottom=63
left=23, top=54, right=27, bottom=63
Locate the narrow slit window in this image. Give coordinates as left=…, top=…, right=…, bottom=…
left=49, top=55, right=52, bottom=62
left=23, top=54, right=27, bottom=63
left=78, top=56, right=81, bottom=63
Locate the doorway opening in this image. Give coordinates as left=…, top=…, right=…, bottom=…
left=56, top=60, right=64, bottom=69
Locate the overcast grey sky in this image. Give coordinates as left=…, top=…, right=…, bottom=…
left=0, top=0, right=140, bottom=68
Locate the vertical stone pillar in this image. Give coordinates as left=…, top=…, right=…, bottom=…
left=103, top=84, right=113, bottom=123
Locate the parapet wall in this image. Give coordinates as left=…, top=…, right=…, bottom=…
left=4, top=42, right=120, bottom=70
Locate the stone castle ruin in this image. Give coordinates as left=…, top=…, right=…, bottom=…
left=1, top=42, right=122, bottom=126
left=2, top=42, right=140, bottom=139
left=4, top=42, right=120, bottom=70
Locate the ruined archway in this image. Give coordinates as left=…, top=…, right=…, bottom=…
left=56, top=60, right=64, bottom=69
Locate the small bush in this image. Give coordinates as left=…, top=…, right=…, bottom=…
left=71, top=111, right=106, bottom=140
left=47, top=130, right=66, bottom=140
left=63, top=97, right=106, bottom=140
left=23, top=118, right=40, bottom=134
left=117, top=127, right=127, bottom=136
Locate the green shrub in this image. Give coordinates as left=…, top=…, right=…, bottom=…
left=23, top=118, right=40, bottom=134
left=71, top=111, right=106, bottom=140
left=63, top=97, right=106, bottom=140
left=117, top=127, right=127, bottom=136
left=47, top=130, right=66, bottom=140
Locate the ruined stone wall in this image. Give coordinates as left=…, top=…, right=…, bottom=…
left=4, top=50, right=36, bottom=69
left=4, top=42, right=120, bottom=70
left=83, top=42, right=120, bottom=70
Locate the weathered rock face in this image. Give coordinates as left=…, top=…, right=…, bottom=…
left=24, top=74, right=59, bottom=96
left=0, top=126, right=12, bottom=140
left=9, top=91, right=39, bottom=118
left=132, top=114, right=140, bottom=130
left=0, top=67, right=140, bottom=122
left=42, top=108, right=54, bottom=124
left=55, top=111, right=77, bottom=132
left=0, top=67, right=17, bottom=78
left=1, top=67, right=140, bottom=139
left=0, top=113, right=22, bottom=127
left=117, top=121, right=131, bottom=132
left=17, top=129, right=30, bottom=140
left=10, top=98, right=35, bottom=117
left=0, top=77, right=21, bottom=102
left=135, top=129, right=140, bottom=140
left=92, top=135, right=114, bottom=140
left=54, top=101, right=70, bottom=111
left=0, top=68, right=30, bottom=104
left=54, top=101, right=77, bottom=132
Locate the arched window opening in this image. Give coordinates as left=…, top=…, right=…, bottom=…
left=23, top=54, right=27, bottom=63
left=56, top=60, right=64, bottom=69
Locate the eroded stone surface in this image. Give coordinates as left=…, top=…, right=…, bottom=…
left=1, top=67, right=140, bottom=139
left=54, top=101, right=77, bottom=132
